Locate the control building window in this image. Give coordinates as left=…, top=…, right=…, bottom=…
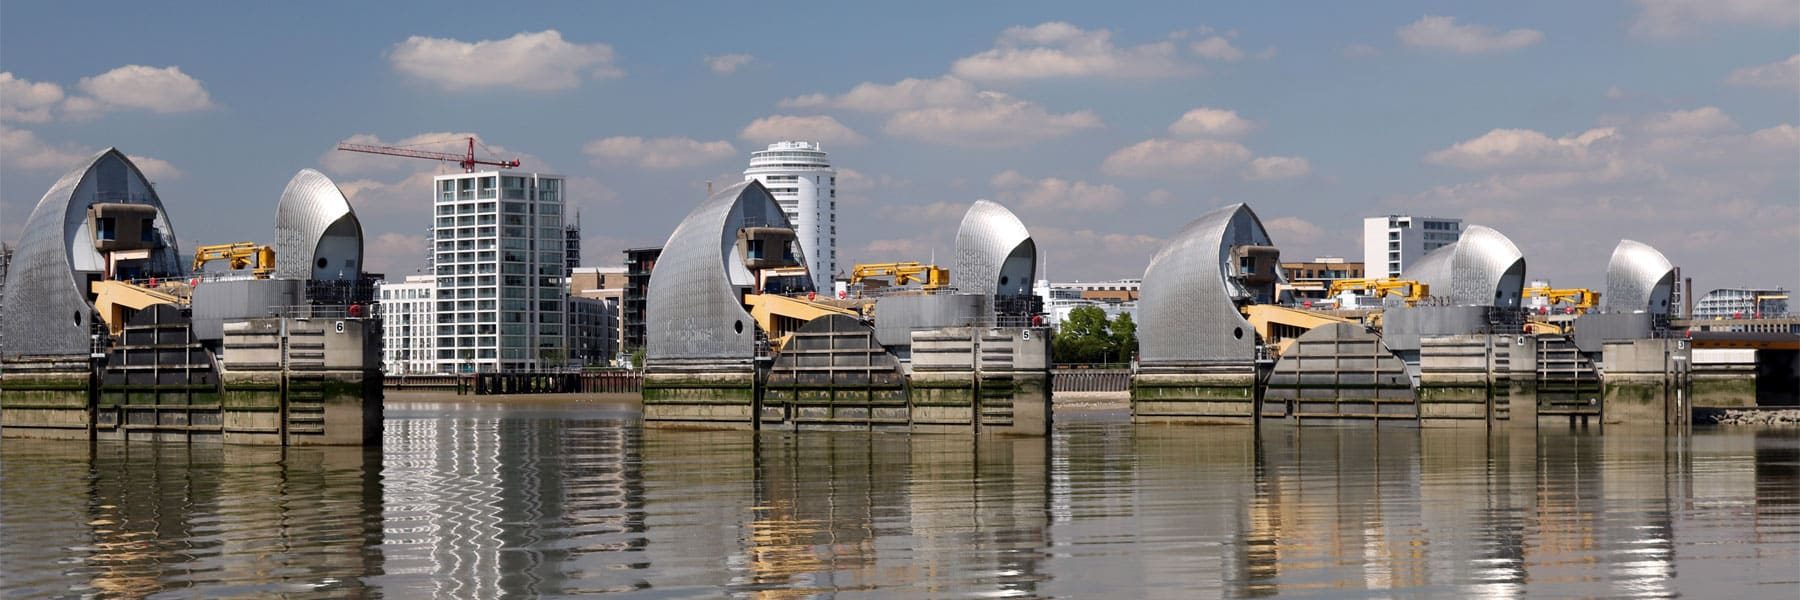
left=95, top=217, right=116, bottom=241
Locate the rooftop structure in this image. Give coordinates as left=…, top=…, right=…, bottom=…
left=744, top=141, right=835, bottom=292
left=1364, top=215, right=1461, bottom=278
left=1138, top=203, right=1281, bottom=365
left=1601, top=240, right=1675, bottom=315
left=952, top=199, right=1036, bottom=298
left=1, top=149, right=185, bottom=357
left=1399, top=225, right=1526, bottom=308
left=275, top=169, right=364, bottom=282
left=646, top=180, right=805, bottom=361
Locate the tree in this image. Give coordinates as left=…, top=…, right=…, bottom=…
left=1052, top=306, right=1115, bottom=364
left=1109, top=312, right=1137, bottom=364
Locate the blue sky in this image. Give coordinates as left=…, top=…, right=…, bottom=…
left=3, top=1, right=1796, bottom=295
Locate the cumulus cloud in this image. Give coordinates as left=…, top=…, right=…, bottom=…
left=0, top=73, right=63, bottom=123
left=583, top=136, right=736, bottom=169
left=1397, top=16, right=1543, bottom=54
left=1726, top=54, right=1800, bottom=89
left=0, top=125, right=181, bottom=181
left=950, top=22, right=1194, bottom=81
left=1637, top=106, right=1737, bottom=136
left=1168, top=107, right=1256, bottom=138
left=781, top=76, right=979, bottom=112
left=1244, top=156, right=1311, bottom=181
left=883, top=91, right=1101, bottom=148
left=1100, top=138, right=1255, bottom=177
left=71, top=65, right=214, bottom=114
left=739, top=115, right=866, bottom=146
left=1262, top=216, right=1325, bottom=241
left=1629, top=0, right=1799, bottom=38
left=1398, top=107, right=1799, bottom=290
left=389, top=30, right=621, bottom=92
left=1424, top=127, right=1618, bottom=170
left=704, top=53, right=754, bottom=74
left=1189, top=36, right=1245, bottom=62
left=989, top=170, right=1127, bottom=212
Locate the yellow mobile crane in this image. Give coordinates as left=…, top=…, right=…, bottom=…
left=192, top=242, right=276, bottom=279
left=1524, top=286, right=1600, bottom=313
left=1326, top=278, right=1431, bottom=307
left=849, top=262, right=951, bottom=292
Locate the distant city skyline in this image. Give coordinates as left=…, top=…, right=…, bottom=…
left=2, top=2, right=1795, bottom=296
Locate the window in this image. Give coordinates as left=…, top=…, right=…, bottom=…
left=1239, top=256, right=1256, bottom=275
left=95, top=217, right=116, bottom=241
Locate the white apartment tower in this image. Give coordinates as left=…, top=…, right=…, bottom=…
left=431, top=171, right=568, bottom=372
left=378, top=275, right=437, bottom=375
left=1363, top=215, right=1462, bottom=279
left=744, top=141, right=836, bottom=291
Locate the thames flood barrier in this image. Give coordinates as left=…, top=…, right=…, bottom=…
left=1125, top=204, right=1751, bottom=430
left=642, top=186, right=1052, bottom=435
left=0, top=152, right=382, bottom=446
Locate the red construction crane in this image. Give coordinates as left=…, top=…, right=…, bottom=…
left=334, top=136, right=521, bottom=172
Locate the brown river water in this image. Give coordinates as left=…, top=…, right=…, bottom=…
left=2, top=394, right=1797, bottom=598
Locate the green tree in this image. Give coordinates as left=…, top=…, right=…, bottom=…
left=1052, top=306, right=1115, bottom=364
left=1109, top=312, right=1137, bottom=364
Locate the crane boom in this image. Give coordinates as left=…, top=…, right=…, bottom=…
left=334, top=136, right=521, bottom=172
left=1326, top=278, right=1430, bottom=306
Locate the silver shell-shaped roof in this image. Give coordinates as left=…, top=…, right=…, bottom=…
left=274, top=169, right=363, bottom=280
left=1137, top=203, right=1272, bottom=364
left=1, top=148, right=184, bottom=357
left=646, top=180, right=807, bottom=361
left=1601, top=239, right=1674, bottom=314
left=1400, top=225, right=1526, bottom=307
left=952, top=199, right=1035, bottom=297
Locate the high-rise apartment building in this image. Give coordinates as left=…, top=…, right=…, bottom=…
left=431, top=171, right=567, bottom=372
left=743, top=141, right=836, bottom=291
left=1363, top=215, right=1462, bottom=278
left=378, top=275, right=437, bottom=375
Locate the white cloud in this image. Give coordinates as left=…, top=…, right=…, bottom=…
left=1629, top=0, right=1799, bottom=38
left=704, top=53, right=754, bottom=74
left=1726, top=54, right=1800, bottom=89
left=739, top=115, right=867, bottom=146
left=781, top=76, right=979, bottom=112
left=1424, top=127, right=1618, bottom=170
left=0, top=73, right=63, bottom=123
left=1262, top=216, right=1324, bottom=241
left=61, top=65, right=214, bottom=117
left=1100, top=138, right=1255, bottom=177
left=1638, top=106, right=1737, bottom=136
left=1244, top=156, right=1311, bottom=181
left=950, top=22, right=1194, bottom=81
left=366, top=232, right=429, bottom=276
left=583, top=136, right=736, bottom=169
left=1396, top=113, right=1800, bottom=291
left=1190, top=36, right=1245, bottom=62
left=1342, top=43, right=1381, bottom=59
left=0, top=124, right=180, bottom=180
left=389, top=30, right=621, bottom=92
left=1397, top=16, right=1544, bottom=54
left=883, top=91, right=1101, bottom=148
left=1169, top=107, right=1256, bottom=138
left=989, top=170, right=1127, bottom=212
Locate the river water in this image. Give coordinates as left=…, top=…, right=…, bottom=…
left=2, top=396, right=1797, bottom=598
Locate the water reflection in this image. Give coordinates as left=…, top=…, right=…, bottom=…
left=1, top=400, right=1797, bottom=598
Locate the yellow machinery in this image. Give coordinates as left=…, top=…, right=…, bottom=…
left=192, top=242, right=275, bottom=279
left=849, top=262, right=950, bottom=292
left=1524, top=286, right=1600, bottom=314
left=90, top=280, right=184, bottom=335
left=1241, top=304, right=1365, bottom=356
left=743, top=294, right=861, bottom=352
left=1326, top=278, right=1430, bottom=307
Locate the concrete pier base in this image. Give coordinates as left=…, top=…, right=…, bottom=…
left=1130, top=364, right=1257, bottom=425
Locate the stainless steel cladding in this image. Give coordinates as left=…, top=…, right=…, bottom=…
left=1401, top=225, right=1526, bottom=308
left=274, top=169, right=363, bottom=281
left=953, top=200, right=1036, bottom=297
left=1, top=149, right=185, bottom=357
left=1137, top=203, right=1276, bottom=365
left=646, top=180, right=806, bottom=361
left=1601, top=239, right=1675, bottom=315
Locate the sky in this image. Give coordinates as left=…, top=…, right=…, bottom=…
left=2, top=1, right=1796, bottom=296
